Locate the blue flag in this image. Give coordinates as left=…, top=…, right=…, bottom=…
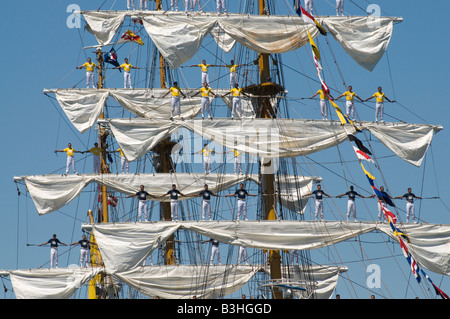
left=104, top=48, right=121, bottom=72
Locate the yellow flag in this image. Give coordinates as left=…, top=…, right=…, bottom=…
left=360, top=163, right=376, bottom=180
left=307, top=30, right=321, bottom=61
left=118, top=29, right=144, bottom=45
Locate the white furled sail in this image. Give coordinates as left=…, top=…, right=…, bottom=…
left=262, top=265, right=348, bottom=299
left=360, top=122, right=442, bottom=167
left=45, top=89, right=205, bottom=133
left=106, top=118, right=356, bottom=161
left=53, top=90, right=109, bottom=134
left=377, top=223, right=450, bottom=276
left=273, top=175, right=322, bottom=214
left=80, top=11, right=400, bottom=70
left=83, top=221, right=450, bottom=276
left=322, top=16, right=397, bottom=71
left=6, top=267, right=102, bottom=299
left=114, top=265, right=260, bottom=299
left=83, top=11, right=128, bottom=46
left=15, top=173, right=257, bottom=216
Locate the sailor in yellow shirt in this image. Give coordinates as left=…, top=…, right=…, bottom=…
left=189, top=60, right=218, bottom=85
left=222, top=83, right=249, bottom=119
left=84, top=143, right=102, bottom=173
left=114, top=148, right=129, bottom=173
left=192, top=82, right=217, bottom=119
left=55, top=143, right=83, bottom=175
left=226, top=148, right=243, bottom=174
left=76, top=58, right=97, bottom=89
left=114, top=58, right=140, bottom=89
left=364, top=86, right=395, bottom=123
left=335, top=85, right=364, bottom=120
left=218, top=60, right=246, bottom=88
left=162, top=81, right=187, bottom=119
left=308, top=87, right=334, bottom=120
left=194, top=143, right=216, bottom=174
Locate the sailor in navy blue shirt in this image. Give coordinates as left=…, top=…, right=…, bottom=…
left=126, top=185, right=154, bottom=222
left=368, top=186, right=394, bottom=222
left=336, top=186, right=365, bottom=221
left=160, top=184, right=186, bottom=221
left=395, top=188, right=422, bottom=223
left=201, top=238, right=222, bottom=265
left=304, top=184, right=330, bottom=221
left=194, top=184, right=220, bottom=221
left=39, top=234, right=67, bottom=268
left=225, top=183, right=256, bottom=221
left=70, top=234, right=93, bottom=267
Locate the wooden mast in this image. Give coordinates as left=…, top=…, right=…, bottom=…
left=257, top=0, right=283, bottom=300
left=155, top=0, right=177, bottom=266
left=87, top=47, right=109, bottom=299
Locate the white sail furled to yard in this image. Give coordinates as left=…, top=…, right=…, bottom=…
left=44, top=89, right=204, bottom=133
left=114, top=265, right=259, bottom=299
left=322, top=16, right=400, bottom=71
left=5, top=267, right=102, bottom=299
left=82, top=11, right=128, bottom=46
left=262, top=265, right=348, bottom=299
left=83, top=221, right=450, bottom=276
left=273, top=175, right=321, bottom=214
left=106, top=118, right=356, bottom=162
left=80, top=11, right=400, bottom=70
left=251, top=175, right=322, bottom=214
left=359, top=122, right=442, bottom=167
left=14, top=173, right=256, bottom=216
left=378, top=223, right=450, bottom=276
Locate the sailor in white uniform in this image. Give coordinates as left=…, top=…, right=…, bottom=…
left=304, top=184, right=331, bottom=221
left=395, top=188, right=422, bottom=223
left=160, top=184, right=186, bottom=221
left=304, top=0, right=314, bottom=14
left=194, top=143, right=216, bottom=174
left=55, top=143, right=83, bottom=175
left=216, top=0, right=227, bottom=14
left=126, top=185, right=154, bottom=222
left=222, top=83, right=249, bottom=119
left=238, top=246, right=249, bottom=264
left=225, top=183, right=257, bottom=221
left=194, top=184, right=220, bottom=221
left=70, top=235, right=92, bottom=267
left=76, top=58, right=97, bottom=89
left=202, top=239, right=221, bottom=264
left=336, top=186, right=365, bottom=221
left=364, top=86, right=396, bottom=123
left=336, top=0, right=344, bottom=16
left=39, top=234, right=68, bottom=268
left=162, top=81, right=187, bottom=120
left=192, top=82, right=217, bottom=119
left=127, top=0, right=135, bottom=10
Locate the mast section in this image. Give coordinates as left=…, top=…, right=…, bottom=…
left=154, top=0, right=176, bottom=266
left=257, top=0, right=282, bottom=300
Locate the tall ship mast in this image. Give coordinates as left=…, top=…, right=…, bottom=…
left=3, top=0, right=449, bottom=300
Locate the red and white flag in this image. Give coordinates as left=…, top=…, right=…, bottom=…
left=352, top=145, right=375, bottom=163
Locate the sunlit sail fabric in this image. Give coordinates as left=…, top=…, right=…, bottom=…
left=81, top=11, right=400, bottom=70
left=15, top=173, right=256, bottom=215
left=107, top=118, right=356, bottom=161
left=114, top=265, right=260, bottom=299
left=6, top=268, right=102, bottom=299
left=83, top=221, right=450, bottom=276
left=322, top=16, right=398, bottom=71
left=262, top=265, right=348, bottom=299
left=45, top=89, right=204, bottom=133
left=360, top=122, right=442, bottom=167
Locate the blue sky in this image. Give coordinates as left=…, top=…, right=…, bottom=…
left=1, top=0, right=450, bottom=299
